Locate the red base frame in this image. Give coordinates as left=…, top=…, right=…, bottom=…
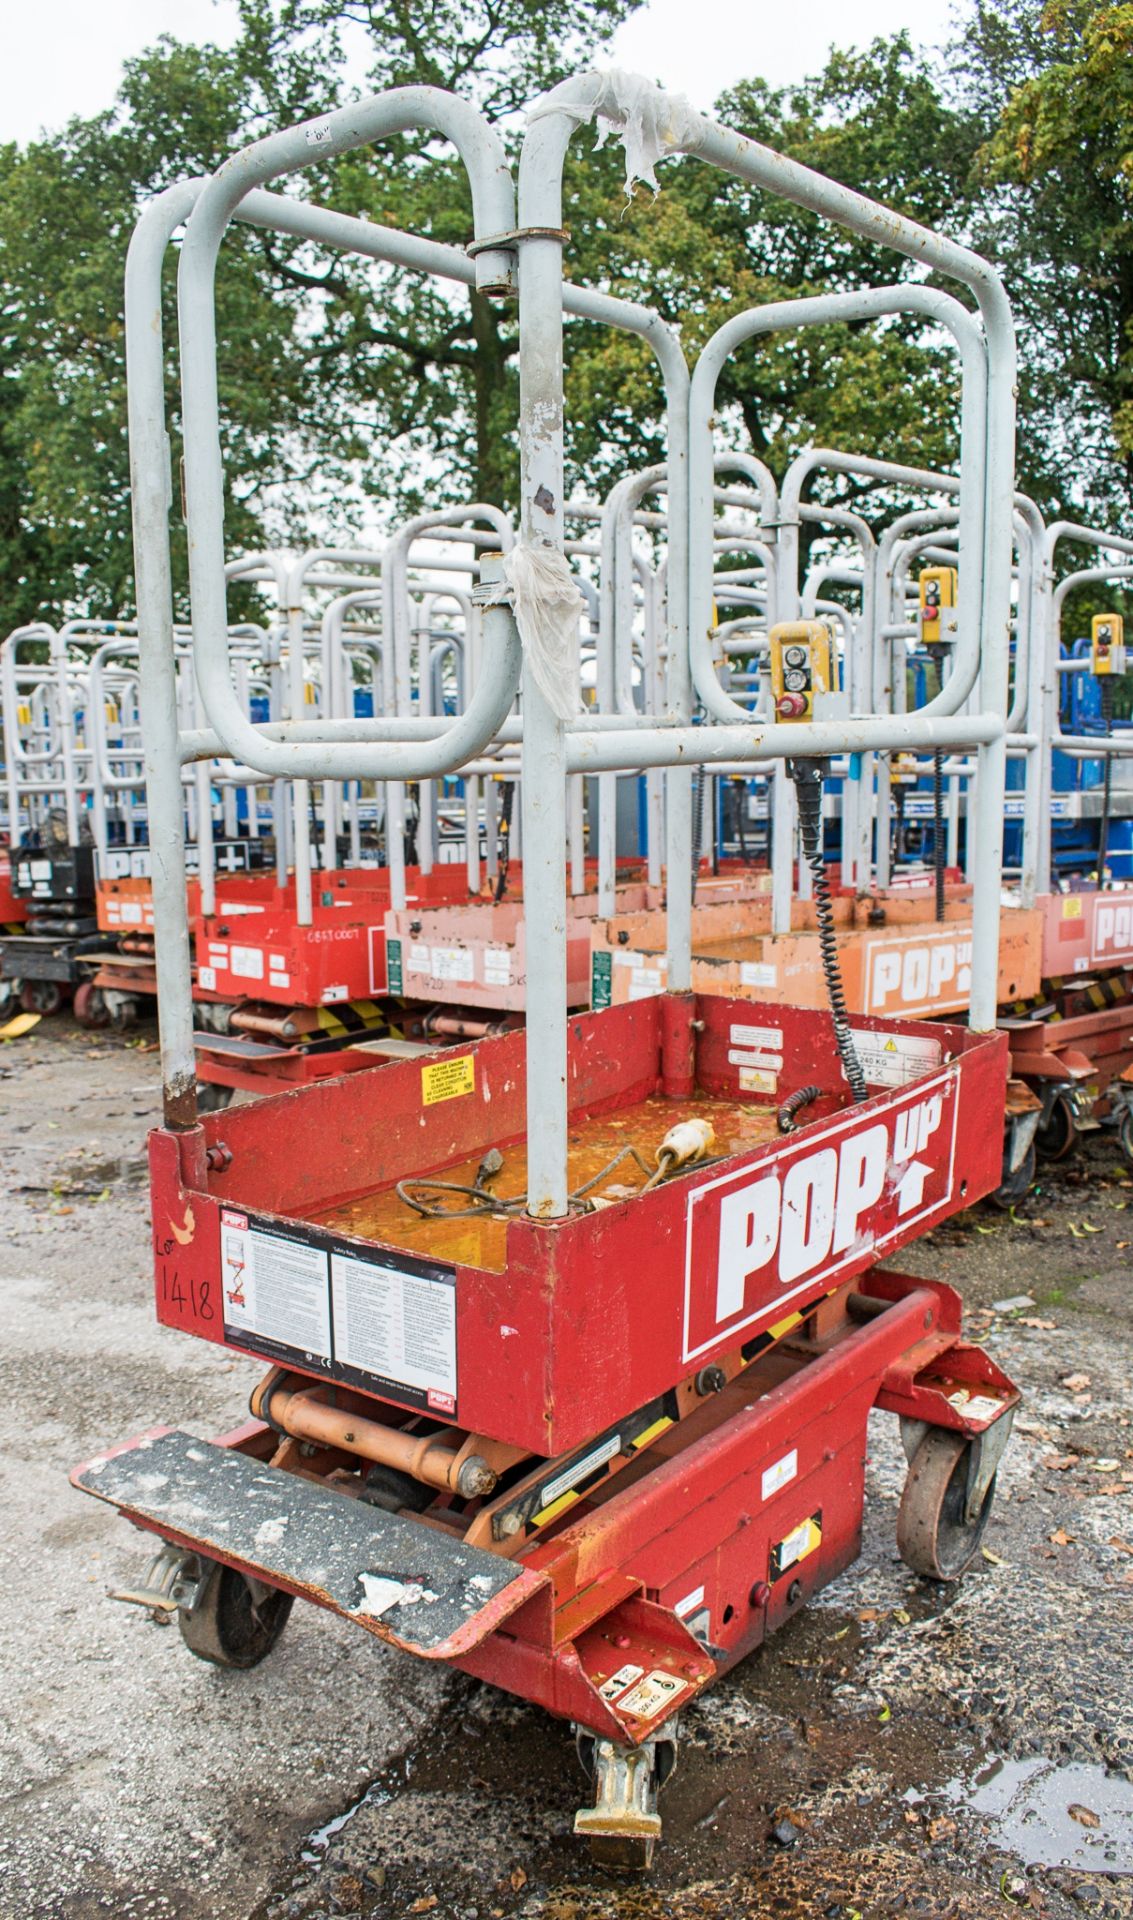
left=73, top=1268, right=1017, bottom=1744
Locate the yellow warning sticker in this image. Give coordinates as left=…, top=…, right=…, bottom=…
left=770, top=1511, right=822, bottom=1581
left=421, top=1054, right=475, bottom=1106
left=1062, top=896, right=1084, bottom=920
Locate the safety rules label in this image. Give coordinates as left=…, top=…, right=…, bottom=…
left=220, top=1209, right=458, bottom=1415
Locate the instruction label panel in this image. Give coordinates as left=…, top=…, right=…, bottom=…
left=220, top=1209, right=458, bottom=1415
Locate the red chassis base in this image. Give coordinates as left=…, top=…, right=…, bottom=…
left=73, top=1266, right=1017, bottom=1750
left=72, top=992, right=1017, bottom=1857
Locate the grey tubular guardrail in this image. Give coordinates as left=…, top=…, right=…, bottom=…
left=516, top=71, right=1015, bottom=1214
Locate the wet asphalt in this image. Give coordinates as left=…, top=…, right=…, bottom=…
left=0, top=1017, right=1130, bottom=1920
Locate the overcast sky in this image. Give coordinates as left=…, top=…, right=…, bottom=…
left=5, top=0, right=956, bottom=147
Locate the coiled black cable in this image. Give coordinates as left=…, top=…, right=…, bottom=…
left=777, top=1084, right=820, bottom=1134
left=1097, top=678, right=1114, bottom=887
left=790, top=760, right=869, bottom=1105
left=691, top=764, right=707, bottom=904
left=494, top=780, right=515, bottom=902
left=932, top=749, right=945, bottom=922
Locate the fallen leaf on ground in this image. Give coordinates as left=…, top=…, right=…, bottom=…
left=1061, top=1373, right=1091, bottom=1392
left=1019, top=1317, right=1058, bottom=1330
left=981, top=1547, right=1007, bottom=1566
left=1107, top=1537, right=1133, bottom=1555
left=1068, top=1804, right=1101, bottom=1829
left=1041, top=1454, right=1080, bottom=1471
left=1094, top=1458, right=1121, bottom=1472
left=928, top=1814, right=958, bottom=1841
left=510, top=1868, right=528, bottom=1892
left=1049, top=1527, right=1075, bottom=1546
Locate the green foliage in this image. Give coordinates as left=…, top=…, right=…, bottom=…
left=956, top=0, right=1133, bottom=520
left=4, top=0, right=1133, bottom=627
left=559, top=36, right=971, bottom=530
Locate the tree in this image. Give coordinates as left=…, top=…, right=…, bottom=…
left=558, top=36, right=976, bottom=538
left=0, top=0, right=641, bottom=623
left=0, top=39, right=341, bottom=625
left=955, top=0, right=1133, bottom=522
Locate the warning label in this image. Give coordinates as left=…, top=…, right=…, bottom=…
left=599, top=1662, right=644, bottom=1703
left=616, top=1669, right=692, bottom=1722
left=431, top=944, right=474, bottom=983
left=848, top=1029, right=943, bottom=1088
left=422, top=1055, right=476, bottom=1106
left=220, top=1211, right=458, bottom=1415
left=770, top=1511, right=822, bottom=1581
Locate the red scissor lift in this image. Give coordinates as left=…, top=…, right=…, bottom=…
left=75, top=77, right=1021, bottom=1864
left=76, top=995, right=1015, bottom=1859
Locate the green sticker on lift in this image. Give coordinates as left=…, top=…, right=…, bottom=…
left=386, top=937, right=403, bottom=994
left=592, top=949, right=612, bottom=1009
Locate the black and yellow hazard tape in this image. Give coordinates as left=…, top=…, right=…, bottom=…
left=313, top=998, right=386, bottom=1037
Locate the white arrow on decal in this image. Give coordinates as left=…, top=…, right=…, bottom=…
left=894, top=1159, right=932, bottom=1214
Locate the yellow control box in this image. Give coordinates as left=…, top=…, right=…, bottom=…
left=919, top=566, right=957, bottom=645
left=768, top=622, right=836, bottom=722
left=1091, top=612, right=1126, bottom=676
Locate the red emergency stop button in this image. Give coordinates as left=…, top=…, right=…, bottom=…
left=776, top=693, right=808, bottom=718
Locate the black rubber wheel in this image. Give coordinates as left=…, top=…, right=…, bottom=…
left=359, top=1463, right=435, bottom=1512
left=21, top=979, right=64, bottom=1015
left=1036, top=1092, right=1078, bottom=1162
left=989, top=1140, right=1035, bottom=1210
left=1120, top=1109, right=1133, bottom=1166
left=195, top=1081, right=234, bottom=1114
left=108, top=996, right=139, bottom=1033
left=178, top=1556, right=293, bottom=1668
left=896, top=1429, right=996, bottom=1582
left=73, top=982, right=110, bottom=1030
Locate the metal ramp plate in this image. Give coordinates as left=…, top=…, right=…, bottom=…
left=73, top=1429, right=545, bottom=1658
left=193, top=1032, right=299, bottom=1060
left=348, top=1037, right=439, bottom=1059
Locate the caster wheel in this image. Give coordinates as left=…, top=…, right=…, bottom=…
left=1120, top=1110, right=1133, bottom=1166
left=108, top=995, right=139, bottom=1033
left=989, top=1141, right=1035, bottom=1210
left=177, top=1555, right=292, bottom=1668
left=195, top=1081, right=234, bottom=1114
left=897, top=1428, right=996, bottom=1582
left=1036, top=1092, right=1078, bottom=1162
left=574, top=1730, right=677, bottom=1870
left=73, top=982, right=110, bottom=1030
left=20, top=979, right=64, bottom=1016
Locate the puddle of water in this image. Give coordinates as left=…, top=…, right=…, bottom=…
left=299, top=1781, right=392, bottom=1866
left=947, top=1757, right=1133, bottom=1873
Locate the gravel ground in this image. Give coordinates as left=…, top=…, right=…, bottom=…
left=1, top=1015, right=1130, bottom=1920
